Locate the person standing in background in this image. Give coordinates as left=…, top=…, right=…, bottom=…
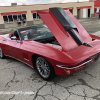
left=22, top=18, right=26, bottom=26
left=98, top=10, right=100, bottom=18
left=17, top=17, right=21, bottom=26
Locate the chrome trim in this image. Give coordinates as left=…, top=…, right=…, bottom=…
left=4, top=54, right=34, bottom=69
left=24, top=58, right=29, bottom=61
left=56, top=59, right=92, bottom=69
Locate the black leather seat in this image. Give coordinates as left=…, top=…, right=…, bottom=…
left=13, top=31, right=19, bottom=38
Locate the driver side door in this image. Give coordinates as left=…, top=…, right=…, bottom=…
left=6, top=31, right=23, bottom=60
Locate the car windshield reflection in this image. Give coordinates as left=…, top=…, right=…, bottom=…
left=20, top=26, right=54, bottom=42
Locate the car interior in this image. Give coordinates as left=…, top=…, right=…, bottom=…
left=8, top=27, right=60, bottom=46
left=20, top=28, right=60, bottom=45
left=9, top=31, right=20, bottom=40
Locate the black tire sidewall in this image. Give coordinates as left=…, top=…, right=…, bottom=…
left=0, top=47, right=4, bottom=59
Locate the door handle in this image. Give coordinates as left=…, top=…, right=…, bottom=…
left=3, top=40, right=6, bottom=41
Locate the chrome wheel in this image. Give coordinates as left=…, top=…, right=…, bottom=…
left=36, top=57, right=50, bottom=78
left=0, top=47, right=3, bottom=58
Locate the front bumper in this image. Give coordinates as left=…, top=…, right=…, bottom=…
left=55, top=53, right=100, bottom=76
left=56, top=59, right=92, bottom=70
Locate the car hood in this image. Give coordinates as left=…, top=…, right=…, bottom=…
left=38, top=7, right=92, bottom=52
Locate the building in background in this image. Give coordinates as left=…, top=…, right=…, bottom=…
left=0, top=1, right=94, bottom=29
left=94, top=1, right=100, bottom=16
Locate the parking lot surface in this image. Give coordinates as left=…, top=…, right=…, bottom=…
left=0, top=17, right=100, bottom=100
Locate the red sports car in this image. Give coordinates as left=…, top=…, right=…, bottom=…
left=0, top=7, right=100, bottom=80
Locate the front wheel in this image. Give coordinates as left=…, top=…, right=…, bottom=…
left=35, top=56, right=55, bottom=81
left=0, top=47, right=5, bottom=59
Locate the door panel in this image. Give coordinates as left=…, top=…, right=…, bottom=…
left=3, top=39, right=22, bottom=60
left=2, top=38, right=10, bottom=55
left=8, top=40, right=22, bottom=60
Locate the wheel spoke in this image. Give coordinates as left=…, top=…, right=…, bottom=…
left=44, top=70, right=48, bottom=75
left=37, top=67, right=41, bottom=72
left=37, top=60, right=41, bottom=66
left=40, top=69, right=44, bottom=75
left=44, top=63, right=48, bottom=67
left=44, top=69, right=49, bottom=75
left=45, top=67, right=50, bottom=72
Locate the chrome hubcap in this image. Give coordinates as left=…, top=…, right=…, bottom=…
left=0, top=47, right=3, bottom=57
left=36, top=57, right=50, bottom=78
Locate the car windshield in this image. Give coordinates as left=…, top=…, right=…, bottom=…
left=20, top=26, right=54, bottom=42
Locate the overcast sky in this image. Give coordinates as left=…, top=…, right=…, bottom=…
left=0, top=0, right=89, bottom=6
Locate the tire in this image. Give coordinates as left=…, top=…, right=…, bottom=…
left=0, top=47, right=5, bottom=59
left=35, top=56, right=55, bottom=81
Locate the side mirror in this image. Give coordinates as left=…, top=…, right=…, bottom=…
left=11, top=36, right=16, bottom=40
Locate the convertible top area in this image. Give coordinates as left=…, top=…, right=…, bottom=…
left=18, top=25, right=47, bottom=40
left=17, top=25, right=60, bottom=45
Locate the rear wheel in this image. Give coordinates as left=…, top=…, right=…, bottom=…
left=35, top=56, right=55, bottom=80
left=0, top=47, right=5, bottom=59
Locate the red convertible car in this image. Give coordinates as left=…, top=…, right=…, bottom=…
left=0, top=7, right=100, bottom=80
